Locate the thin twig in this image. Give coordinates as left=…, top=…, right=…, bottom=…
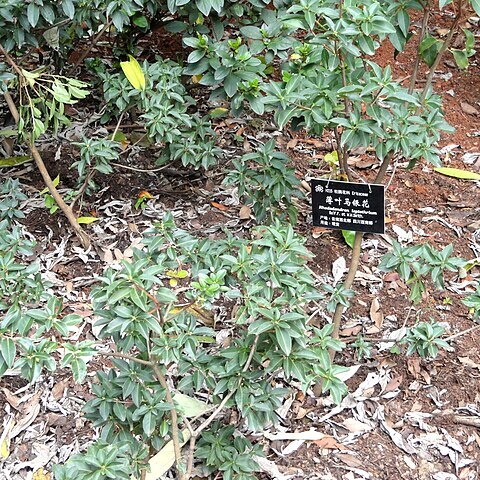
left=446, top=324, right=480, bottom=341
left=150, top=362, right=186, bottom=480
left=409, top=1, right=431, bottom=94
left=102, top=351, right=152, bottom=366
left=182, top=336, right=259, bottom=480
left=110, top=162, right=169, bottom=173
left=69, top=20, right=113, bottom=72
left=419, top=0, right=463, bottom=104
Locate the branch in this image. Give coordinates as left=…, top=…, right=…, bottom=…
left=328, top=152, right=393, bottom=360
left=419, top=0, right=463, bottom=104
left=102, top=350, right=185, bottom=478
left=1, top=44, right=91, bottom=249
left=150, top=362, right=186, bottom=480
left=69, top=20, right=113, bottom=72
left=409, top=2, right=431, bottom=94
left=101, top=351, right=153, bottom=366
left=182, top=336, right=259, bottom=480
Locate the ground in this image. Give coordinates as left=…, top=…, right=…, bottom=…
left=1, top=6, right=480, bottom=480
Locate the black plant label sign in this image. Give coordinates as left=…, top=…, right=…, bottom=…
left=311, top=179, right=385, bottom=234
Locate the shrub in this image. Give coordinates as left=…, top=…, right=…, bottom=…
left=224, top=138, right=302, bottom=223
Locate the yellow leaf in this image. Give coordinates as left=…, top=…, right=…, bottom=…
left=209, top=107, right=229, bottom=118
left=120, top=55, right=146, bottom=91
left=33, top=468, right=51, bottom=480
left=39, top=175, right=60, bottom=195
left=77, top=216, right=100, bottom=224
left=191, top=74, right=203, bottom=84
left=1, top=438, right=9, bottom=459
left=324, top=151, right=339, bottom=165
left=434, top=167, right=480, bottom=180
left=169, top=278, right=178, bottom=287
left=138, top=190, right=153, bottom=199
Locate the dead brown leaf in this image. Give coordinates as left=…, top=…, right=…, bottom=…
left=370, top=298, right=383, bottom=329
left=335, top=453, right=364, bottom=468
left=384, top=272, right=400, bottom=282
left=342, top=418, right=371, bottom=433
left=407, top=357, right=421, bottom=377
left=287, top=138, right=298, bottom=149
left=239, top=205, right=251, bottom=220
left=1, top=388, right=21, bottom=410
left=340, top=325, right=362, bottom=336
left=458, top=356, right=480, bottom=370
left=52, top=379, right=69, bottom=401
left=414, top=184, right=428, bottom=195
left=211, top=201, right=229, bottom=212
left=312, top=226, right=329, bottom=238
left=313, top=436, right=346, bottom=450
left=461, top=102, right=479, bottom=116
left=383, top=375, right=403, bottom=394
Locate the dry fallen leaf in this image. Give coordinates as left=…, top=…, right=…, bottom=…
left=52, top=379, right=69, bottom=402
left=313, top=436, right=346, bottom=450
left=383, top=375, right=403, bottom=394
left=335, top=453, right=364, bottom=468
left=370, top=298, right=383, bottom=329
left=1, top=388, right=21, bottom=410
left=287, top=138, right=298, bottom=149
left=145, top=428, right=190, bottom=480
left=460, top=102, right=479, bottom=116
left=407, top=357, right=421, bottom=377
left=239, top=205, right=251, bottom=220
left=312, top=226, right=328, bottom=238
left=458, top=356, right=480, bottom=370
left=384, top=272, right=400, bottom=282
left=340, top=325, right=362, bottom=336
left=342, top=418, right=371, bottom=433
left=211, top=201, right=229, bottom=211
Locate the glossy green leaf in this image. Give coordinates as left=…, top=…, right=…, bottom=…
left=342, top=230, right=355, bottom=249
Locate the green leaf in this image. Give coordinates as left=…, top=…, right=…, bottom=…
left=27, top=3, right=40, bottom=27
left=143, top=411, right=155, bottom=436
left=120, top=55, right=146, bottom=91
left=451, top=49, right=468, bottom=69
left=174, top=393, right=212, bottom=417
left=0, top=156, right=31, bottom=168
left=209, top=107, right=229, bottom=118
left=275, top=328, right=292, bottom=356
left=439, top=0, right=454, bottom=8
left=0, top=338, right=16, bottom=368
left=39, top=175, right=60, bottom=195
left=473, top=0, right=480, bottom=16
left=62, top=0, right=75, bottom=18
left=133, top=15, right=149, bottom=28
left=434, top=167, right=480, bottom=180
left=342, top=230, right=355, bottom=249
left=240, top=26, right=263, bottom=39
left=77, top=216, right=100, bottom=224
